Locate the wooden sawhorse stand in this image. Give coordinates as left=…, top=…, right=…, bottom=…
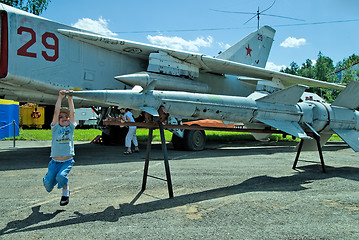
left=141, top=122, right=174, bottom=198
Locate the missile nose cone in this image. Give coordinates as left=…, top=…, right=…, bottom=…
left=68, top=90, right=108, bottom=103
left=115, top=72, right=150, bottom=86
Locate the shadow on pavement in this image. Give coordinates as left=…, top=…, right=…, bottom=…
left=1, top=164, right=358, bottom=236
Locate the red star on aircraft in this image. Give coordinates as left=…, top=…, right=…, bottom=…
left=245, top=44, right=252, bottom=56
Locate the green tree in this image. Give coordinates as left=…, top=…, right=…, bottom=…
left=335, top=54, right=359, bottom=85
left=283, top=52, right=336, bottom=101
left=298, top=59, right=315, bottom=79
left=0, top=0, right=51, bottom=15
left=314, top=52, right=335, bottom=82
left=281, top=61, right=299, bottom=75
left=282, top=52, right=358, bottom=102
left=310, top=52, right=335, bottom=101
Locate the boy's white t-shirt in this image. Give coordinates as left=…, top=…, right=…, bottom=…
left=50, top=121, right=77, bottom=157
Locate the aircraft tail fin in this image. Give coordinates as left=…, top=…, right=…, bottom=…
left=217, top=25, right=275, bottom=68
left=332, top=81, right=359, bottom=110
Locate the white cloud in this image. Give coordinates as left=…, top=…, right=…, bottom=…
left=265, top=62, right=287, bottom=71
left=217, top=42, right=231, bottom=50
left=147, top=35, right=213, bottom=52
left=280, top=37, right=306, bottom=48
left=72, top=17, right=118, bottom=37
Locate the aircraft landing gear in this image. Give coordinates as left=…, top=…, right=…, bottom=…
left=172, top=129, right=206, bottom=151
left=169, top=117, right=206, bottom=151
left=184, top=129, right=206, bottom=151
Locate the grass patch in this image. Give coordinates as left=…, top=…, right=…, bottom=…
left=136, top=129, right=173, bottom=142
left=2, top=128, right=342, bottom=143
left=2, top=129, right=103, bottom=141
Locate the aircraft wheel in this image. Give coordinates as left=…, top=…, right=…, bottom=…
left=184, top=129, right=206, bottom=151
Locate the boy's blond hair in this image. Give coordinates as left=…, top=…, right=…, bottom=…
left=59, top=108, right=70, bottom=115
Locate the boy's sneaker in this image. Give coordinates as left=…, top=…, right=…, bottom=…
left=60, top=195, right=69, bottom=206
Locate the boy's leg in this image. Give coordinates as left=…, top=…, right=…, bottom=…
left=56, top=159, right=74, bottom=206
left=60, top=186, right=70, bottom=206
left=43, top=160, right=58, bottom=192
left=56, top=159, right=75, bottom=189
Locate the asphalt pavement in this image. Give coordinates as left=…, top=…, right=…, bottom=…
left=0, top=140, right=358, bottom=239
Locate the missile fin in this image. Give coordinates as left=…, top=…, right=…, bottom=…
left=256, top=118, right=311, bottom=139
left=141, top=80, right=157, bottom=93
left=139, top=106, right=159, bottom=117
left=256, top=84, right=308, bottom=105
left=332, top=129, right=359, bottom=152
left=332, top=81, right=359, bottom=110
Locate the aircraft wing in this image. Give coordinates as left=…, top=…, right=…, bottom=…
left=58, top=29, right=345, bottom=91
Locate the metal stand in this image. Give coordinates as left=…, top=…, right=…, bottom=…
left=10, top=120, right=17, bottom=149
left=292, top=134, right=326, bottom=173
left=141, top=123, right=174, bottom=198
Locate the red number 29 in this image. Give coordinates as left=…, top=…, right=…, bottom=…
left=17, top=26, right=59, bottom=62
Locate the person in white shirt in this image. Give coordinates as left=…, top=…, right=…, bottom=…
left=120, top=108, right=139, bottom=154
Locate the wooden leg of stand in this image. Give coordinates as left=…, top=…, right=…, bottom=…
left=142, top=128, right=153, bottom=191
left=158, top=122, right=174, bottom=198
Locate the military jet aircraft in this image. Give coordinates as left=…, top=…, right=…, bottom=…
left=1, top=3, right=351, bottom=151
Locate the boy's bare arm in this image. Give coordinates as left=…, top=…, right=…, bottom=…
left=52, top=90, right=66, bottom=126
left=67, top=90, right=75, bottom=123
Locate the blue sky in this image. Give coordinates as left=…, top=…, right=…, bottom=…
left=42, top=0, right=359, bottom=71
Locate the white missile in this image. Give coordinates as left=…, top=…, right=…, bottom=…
left=69, top=81, right=359, bottom=152
left=115, top=71, right=210, bottom=93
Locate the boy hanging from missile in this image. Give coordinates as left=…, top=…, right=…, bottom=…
left=43, top=90, right=76, bottom=206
